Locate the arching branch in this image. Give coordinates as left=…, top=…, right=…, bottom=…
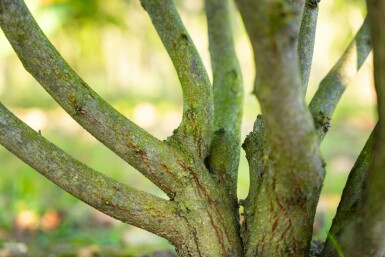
left=309, top=18, right=371, bottom=141
left=321, top=127, right=375, bottom=257
left=0, top=102, right=182, bottom=241
left=141, top=0, right=213, bottom=160
left=0, top=0, right=194, bottom=198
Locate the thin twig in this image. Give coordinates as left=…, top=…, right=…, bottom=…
left=298, top=0, right=320, bottom=93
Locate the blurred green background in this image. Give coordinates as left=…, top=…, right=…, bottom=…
left=0, top=0, right=376, bottom=256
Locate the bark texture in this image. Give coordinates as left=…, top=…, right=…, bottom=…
left=327, top=1, right=385, bottom=256
left=298, top=0, right=320, bottom=92
left=0, top=102, right=183, bottom=240
left=205, top=0, right=243, bottom=217
left=0, top=0, right=195, bottom=198
left=237, top=0, right=325, bottom=256
left=0, top=0, right=382, bottom=256
left=321, top=129, right=375, bottom=257
left=141, top=0, right=213, bottom=160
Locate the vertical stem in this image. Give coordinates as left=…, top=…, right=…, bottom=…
left=298, top=0, right=320, bottom=93
left=205, top=0, right=243, bottom=209
left=236, top=0, right=325, bottom=255
left=141, top=0, right=213, bottom=159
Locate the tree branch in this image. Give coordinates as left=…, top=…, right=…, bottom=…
left=140, top=0, right=213, bottom=160
left=298, top=0, right=320, bottom=93
left=237, top=0, right=315, bottom=161
left=0, top=101, right=243, bottom=256
left=242, top=117, right=265, bottom=208
left=0, top=0, right=193, bottom=198
left=321, top=127, right=374, bottom=257
left=0, top=102, right=182, bottom=241
left=322, top=3, right=385, bottom=255
left=309, top=17, right=371, bottom=141
left=0, top=2, right=245, bottom=254
left=236, top=0, right=325, bottom=255
left=332, top=1, right=385, bottom=255
left=241, top=115, right=267, bottom=247
left=205, top=0, right=243, bottom=206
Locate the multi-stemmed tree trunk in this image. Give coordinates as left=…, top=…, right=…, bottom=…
left=0, top=0, right=383, bottom=256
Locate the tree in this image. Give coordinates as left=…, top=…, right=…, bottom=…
left=0, top=0, right=383, bottom=256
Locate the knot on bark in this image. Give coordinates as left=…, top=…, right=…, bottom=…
left=309, top=240, right=324, bottom=257
left=314, top=111, right=331, bottom=133
left=306, top=0, right=321, bottom=8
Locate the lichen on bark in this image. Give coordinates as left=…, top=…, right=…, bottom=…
left=0, top=0, right=383, bottom=256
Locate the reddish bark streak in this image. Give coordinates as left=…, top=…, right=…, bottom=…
left=190, top=169, right=234, bottom=248
left=197, top=137, right=203, bottom=159
left=290, top=168, right=304, bottom=205
left=179, top=215, right=202, bottom=257
left=219, top=172, right=225, bottom=184
left=272, top=180, right=293, bottom=229
left=272, top=216, right=279, bottom=234
left=160, top=162, right=177, bottom=178
left=261, top=243, right=266, bottom=256
left=271, top=179, right=296, bottom=255
left=128, top=143, right=153, bottom=173
left=292, top=236, right=298, bottom=257
left=129, top=143, right=173, bottom=194
left=260, top=234, right=267, bottom=256
left=280, top=224, right=291, bottom=241
left=177, top=160, right=234, bottom=254
left=207, top=210, right=228, bottom=257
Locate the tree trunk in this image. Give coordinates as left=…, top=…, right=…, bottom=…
left=0, top=0, right=383, bottom=256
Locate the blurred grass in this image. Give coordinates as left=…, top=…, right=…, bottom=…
left=0, top=0, right=377, bottom=255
